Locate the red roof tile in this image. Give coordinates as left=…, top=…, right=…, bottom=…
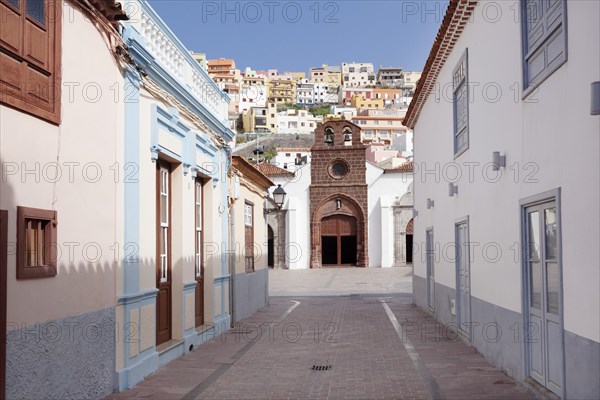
left=255, top=162, right=295, bottom=177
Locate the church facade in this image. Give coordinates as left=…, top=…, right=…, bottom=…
left=259, top=120, right=413, bottom=269
left=310, top=121, right=369, bottom=268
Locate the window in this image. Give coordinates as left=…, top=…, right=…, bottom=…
left=195, top=179, right=203, bottom=279
left=285, top=153, right=291, bottom=157
left=158, top=163, right=170, bottom=284
left=244, top=203, right=253, bottom=226
left=0, top=0, right=62, bottom=123
left=453, top=49, right=469, bottom=156
left=17, top=206, right=57, bottom=279
left=521, top=0, right=567, bottom=93
left=244, top=202, right=254, bottom=272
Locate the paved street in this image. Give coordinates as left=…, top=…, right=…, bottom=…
left=269, top=267, right=414, bottom=296
left=108, top=271, right=536, bottom=400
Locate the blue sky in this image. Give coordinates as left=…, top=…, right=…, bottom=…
left=147, top=1, right=447, bottom=73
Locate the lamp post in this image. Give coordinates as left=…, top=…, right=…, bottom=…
left=265, top=184, right=287, bottom=214
left=265, top=184, right=287, bottom=270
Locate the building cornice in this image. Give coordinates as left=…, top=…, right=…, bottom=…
left=404, top=0, right=478, bottom=129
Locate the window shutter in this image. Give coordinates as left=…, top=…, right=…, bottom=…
left=0, top=0, right=60, bottom=123
left=523, top=0, right=566, bottom=90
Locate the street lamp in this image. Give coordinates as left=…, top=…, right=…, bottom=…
left=265, top=184, right=287, bottom=214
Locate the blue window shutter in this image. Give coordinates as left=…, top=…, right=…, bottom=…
left=523, top=0, right=567, bottom=90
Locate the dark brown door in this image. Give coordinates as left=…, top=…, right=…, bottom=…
left=0, top=210, right=7, bottom=397
left=321, top=215, right=357, bottom=266
left=244, top=202, right=254, bottom=272
left=156, top=162, right=172, bottom=345
left=194, top=179, right=204, bottom=327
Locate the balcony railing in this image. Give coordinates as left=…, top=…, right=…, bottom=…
left=124, top=0, right=230, bottom=127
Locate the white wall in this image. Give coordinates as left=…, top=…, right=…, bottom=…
left=412, top=1, right=600, bottom=342
left=366, top=164, right=413, bottom=267
left=270, top=165, right=311, bottom=269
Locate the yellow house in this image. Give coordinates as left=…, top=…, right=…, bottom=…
left=310, top=65, right=342, bottom=85
left=230, top=157, right=274, bottom=321
left=242, top=102, right=277, bottom=133
left=351, top=94, right=385, bottom=110
left=268, top=79, right=297, bottom=104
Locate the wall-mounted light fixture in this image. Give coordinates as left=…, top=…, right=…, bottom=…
left=592, top=81, right=600, bottom=115
left=150, top=146, right=160, bottom=162
left=427, top=198, right=434, bottom=209
left=492, top=151, right=506, bottom=171
left=448, top=183, right=458, bottom=197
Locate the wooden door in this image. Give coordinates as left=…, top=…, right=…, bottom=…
left=194, top=179, right=204, bottom=327
left=321, top=215, right=357, bottom=266
left=244, top=203, right=254, bottom=272
left=156, top=162, right=172, bottom=345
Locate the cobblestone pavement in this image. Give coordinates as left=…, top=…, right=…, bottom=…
left=107, top=294, right=535, bottom=400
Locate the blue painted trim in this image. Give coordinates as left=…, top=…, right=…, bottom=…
left=117, top=288, right=158, bottom=305
left=114, top=350, right=159, bottom=392
left=158, top=341, right=185, bottom=367
left=123, top=70, right=141, bottom=295
left=183, top=281, right=197, bottom=291
left=122, top=19, right=235, bottom=142
left=213, top=275, right=231, bottom=283
left=150, top=104, right=191, bottom=165
left=124, top=1, right=229, bottom=102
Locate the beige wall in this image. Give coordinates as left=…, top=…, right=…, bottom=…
left=233, top=178, right=268, bottom=275
left=0, top=2, right=124, bottom=326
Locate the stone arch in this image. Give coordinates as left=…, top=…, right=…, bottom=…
left=392, top=184, right=414, bottom=266
left=265, top=197, right=287, bottom=269
left=310, top=194, right=368, bottom=268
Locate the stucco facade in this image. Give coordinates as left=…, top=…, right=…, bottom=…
left=115, top=0, right=235, bottom=391
left=0, top=1, right=126, bottom=398
left=229, top=157, right=273, bottom=321
left=406, top=1, right=599, bottom=399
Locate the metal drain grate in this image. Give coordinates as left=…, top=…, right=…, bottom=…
left=311, top=365, right=332, bottom=371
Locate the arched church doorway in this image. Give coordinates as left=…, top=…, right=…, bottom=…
left=321, top=214, right=357, bottom=266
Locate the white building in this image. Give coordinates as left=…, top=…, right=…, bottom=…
left=331, top=105, right=358, bottom=119
left=259, top=160, right=413, bottom=269
left=239, top=79, right=267, bottom=113
left=404, top=1, right=599, bottom=399
left=342, top=62, right=376, bottom=87
left=276, top=109, right=322, bottom=134
left=272, top=148, right=311, bottom=172
left=296, top=80, right=335, bottom=105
